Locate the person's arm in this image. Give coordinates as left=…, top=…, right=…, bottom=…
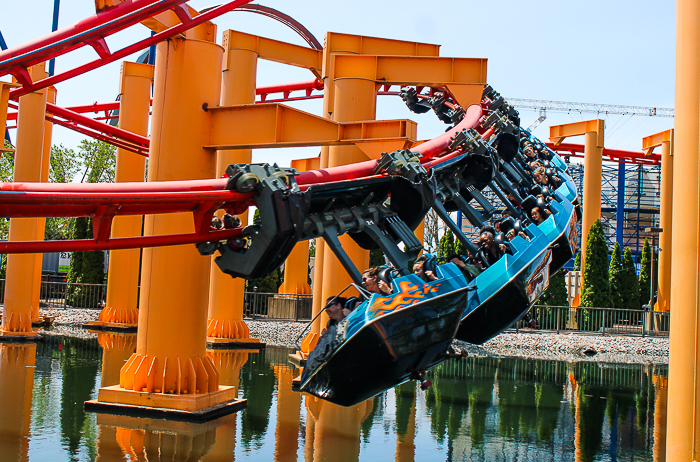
left=377, top=280, right=392, bottom=295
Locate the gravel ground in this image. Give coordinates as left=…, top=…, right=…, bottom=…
left=40, top=309, right=669, bottom=364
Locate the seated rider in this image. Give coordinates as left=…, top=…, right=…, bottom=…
left=413, top=255, right=438, bottom=282
left=530, top=206, right=551, bottom=225
left=478, top=230, right=507, bottom=266
left=446, top=253, right=481, bottom=282
left=361, top=267, right=393, bottom=296
left=321, top=296, right=347, bottom=335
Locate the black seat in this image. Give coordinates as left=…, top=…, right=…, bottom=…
left=344, top=296, right=361, bottom=312
left=423, top=256, right=438, bottom=276
left=377, top=267, right=395, bottom=287
left=500, top=217, right=515, bottom=235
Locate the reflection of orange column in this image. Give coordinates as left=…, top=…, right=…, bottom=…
left=395, top=394, right=416, bottom=462
left=95, top=35, right=238, bottom=413
left=97, top=333, right=138, bottom=387
left=207, top=30, right=257, bottom=342
left=653, top=374, right=668, bottom=462
left=202, top=351, right=248, bottom=461
left=307, top=397, right=373, bottom=462
left=319, top=76, right=376, bottom=310
left=96, top=62, right=152, bottom=328
left=275, top=367, right=302, bottom=462
left=31, top=85, right=55, bottom=322
left=304, top=396, right=319, bottom=462
left=2, top=64, right=49, bottom=336
left=0, top=344, right=36, bottom=461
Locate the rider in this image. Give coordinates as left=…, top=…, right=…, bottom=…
left=361, top=267, right=393, bottom=295
left=413, top=256, right=438, bottom=282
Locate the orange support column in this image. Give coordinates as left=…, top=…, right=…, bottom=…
left=550, top=120, right=604, bottom=285
left=643, top=130, right=674, bottom=313
left=1, top=64, right=50, bottom=338
left=206, top=30, right=260, bottom=347
left=0, top=344, right=36, bottom=462
left=666, top=0, right=700, bottom=458
left=91, top=62, right=153, bottom=330
left=319, top=76, right=377, bottom=308
left=89, top=33, right=243, bottom=417
left=279, top=157, right=317, bottom=296
left=30, top=84, right=56, bottom=323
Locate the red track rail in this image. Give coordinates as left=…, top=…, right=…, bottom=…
left=547, top=142, right=660, bottom=166
left=0, top=105, right=483, bottom=254
left=3, top=0, right=255, bottom=99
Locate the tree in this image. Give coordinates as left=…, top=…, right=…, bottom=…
left=574, top=249, right=581, bottom=271
left=580, top=219, right=612, bottom=310
left=369, top=249, right=385, bottom=267
left=454, top=236, right=468, bottom=258
left=66, top=218, right=105, bottom=307
left=608, top=243, right=623, bottom=308
left=45, top=144, right=82, bottom=240
left=639, top=238, right=652, bottom=307
left=438, top=229, right=456, bottom=260
left=423, top=209, right=441, bottom=253
left=621, top=247, right=641, bottom=311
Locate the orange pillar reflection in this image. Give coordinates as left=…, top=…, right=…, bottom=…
left=96, top=62, right=152, bottom=328
left=202, top=350, right=249, bottom=462
left=206, top=29, right=258, bottom=344
left=97, top=333, right=137, bottom=387
left=395, top=386, right=417, bottom=462
left=275, top=366, right=302, bottom=462
left=2, top=63, right=50, bottom=336
left=0, top=344, right=36, bottom=462
left=305, top=396, right=373, bottom=462
left=653, top=373, right=668, bottom=462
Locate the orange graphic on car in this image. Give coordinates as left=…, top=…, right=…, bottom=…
left=368, top=280, right=441, bottom=319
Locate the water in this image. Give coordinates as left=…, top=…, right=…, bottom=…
left=0, top=333, right=667, bottom=462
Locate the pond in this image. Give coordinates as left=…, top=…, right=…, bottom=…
left=0, top=333, right=667, bottom=461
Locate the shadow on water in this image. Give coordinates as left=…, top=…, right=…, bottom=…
left=2, top=334, right=668, bottom=461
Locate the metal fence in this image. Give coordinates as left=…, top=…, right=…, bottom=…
left=244, top=291, right=313, bottom=321
left=511, top=305, right=670, bottom=337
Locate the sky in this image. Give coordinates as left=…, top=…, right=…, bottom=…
left=0, top=0, right=676, bottom=165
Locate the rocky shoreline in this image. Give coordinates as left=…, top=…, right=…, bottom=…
left=39, top=309, right=669, bottom=364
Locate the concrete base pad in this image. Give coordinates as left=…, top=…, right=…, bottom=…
left=84, top=321, right=138, bottom=333
left=86, top=385, right=245, bottom=422
left=0, top=330, right=41, bottom=342
left=206, top=336, right=265, bottom=350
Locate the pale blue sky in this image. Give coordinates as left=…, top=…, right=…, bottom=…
left=1, top=0, right=676, bottom=164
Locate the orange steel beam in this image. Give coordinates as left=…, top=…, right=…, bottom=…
left=223, top=30, right=323, bottom=79
left=323, top=32, right=440, bottom=117
left=331, top=55, right=487, bottom=109
left=642, top=129, right=674, bottom=156
left=550, top=120, right=604, bottom=293
left=643, top=129, right=674, bottom=314
left=549, top=120, right=604, bottom=148
left=0, top=82, right=20, bottom=152
left=206, top=103, right=417, bottom=156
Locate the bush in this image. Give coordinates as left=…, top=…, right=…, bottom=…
left=66, top=217, right=105, bottom=308
left=621, top=247, right=641, bottom=311
left=608, top=243, right=623, bottom=309
left=535, top=270, right=569, bottom=329
left=438, top=229, right=456, bottom=260
left=639, top=238, right=653, bottom=307
left=580, top=220, right=612, bottom=330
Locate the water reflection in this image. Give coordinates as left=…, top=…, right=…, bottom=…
left=7, top=335, right=669, bottom=461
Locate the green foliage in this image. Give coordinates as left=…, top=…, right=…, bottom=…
left=0, top=148, right=13, bottom=241
left=438, top=229, right=456, bottom=260
left=66, top=218, right=105, bottom=307
left=580, top=220, right=612, bottom=310
left=369, top=248, right=385, bottom=267
left=639, top=238, right=652, bottom=306
left=454, top=236, right=468, bottom=258
left=608, top=243, right=624, bottom=308
left=246, top=267, right=282, bottom=294
left=574, top=249, right=581, bottom=271
left=77, top=139, right=116, bottom=183
left=621, top=247, right=641, bottom=310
